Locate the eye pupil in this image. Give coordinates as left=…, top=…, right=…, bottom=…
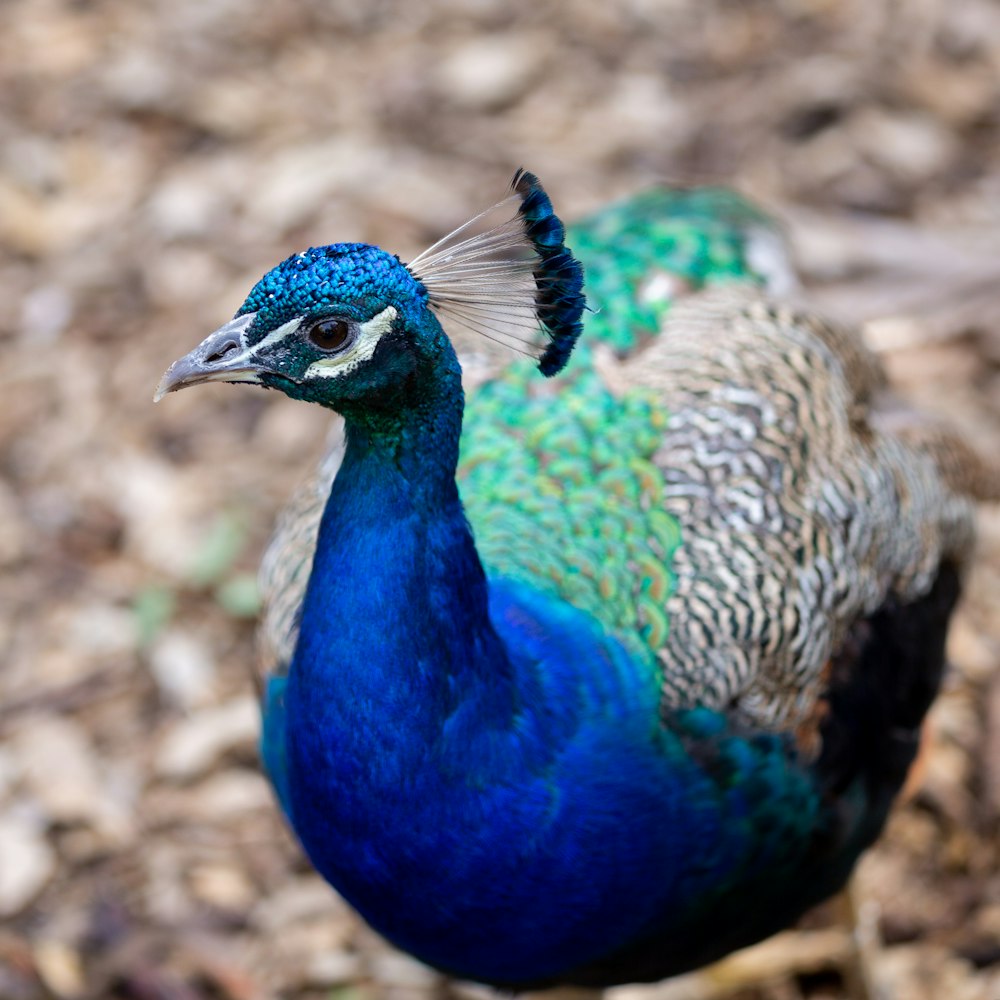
left=309, top=318, right=351, bottom=351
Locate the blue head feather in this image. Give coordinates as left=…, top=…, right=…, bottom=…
left=239, top=243, right=426, bottom=333
left=209, top=243, right=455, bottom=415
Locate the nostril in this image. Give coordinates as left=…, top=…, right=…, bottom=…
left=204, top=339, right=240, bottom=364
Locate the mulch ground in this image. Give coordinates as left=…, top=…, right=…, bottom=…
left=2, top=2, right=999, bottom=998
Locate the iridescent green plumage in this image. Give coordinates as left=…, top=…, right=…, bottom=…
left=459, top=187, right=782, bottom=667
left=460, top=370, right=675, bottom=663
left=569, top=186, right=788, bottom=352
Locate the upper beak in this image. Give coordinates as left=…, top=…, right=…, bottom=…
left=154, top=313, right=259, bottom=401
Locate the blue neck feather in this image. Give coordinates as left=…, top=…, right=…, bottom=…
left=290, top=340, right=519, bottom=746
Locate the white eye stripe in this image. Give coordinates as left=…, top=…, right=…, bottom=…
left=304, top=306, right=398, bottom=380
left=239, top=316, right=303, bottom=359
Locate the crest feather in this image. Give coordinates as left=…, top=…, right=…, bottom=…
left=406, top=169, right=585, bottom=376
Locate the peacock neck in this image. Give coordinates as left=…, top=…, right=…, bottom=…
left=333, top=346, right=465, bottom=502
left=287, top=349, right=516, bottom=753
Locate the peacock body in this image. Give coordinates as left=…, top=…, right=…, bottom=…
left=158, top=172, right=986, bottom=989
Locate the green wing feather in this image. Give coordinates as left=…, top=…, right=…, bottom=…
left=458, top=187, right=782, bottom=659
left=568, top=186, right=793, bottom=353
left=459, top=369, right=675, bottom=663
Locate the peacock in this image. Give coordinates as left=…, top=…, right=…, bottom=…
left=156, top=171, right=993, bottom=991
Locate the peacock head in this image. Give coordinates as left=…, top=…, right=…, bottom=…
left=156, top=170, right=586, bottom=413
left=156, top=244, right=445, bottom=410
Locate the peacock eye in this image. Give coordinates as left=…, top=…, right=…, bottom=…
left=307, top=317, right=354, bottom=352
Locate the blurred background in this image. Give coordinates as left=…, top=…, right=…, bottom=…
left=1, top=1, right=999, bottom=998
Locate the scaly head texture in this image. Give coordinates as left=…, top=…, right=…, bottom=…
left=239, top=244, right=423, bottom=330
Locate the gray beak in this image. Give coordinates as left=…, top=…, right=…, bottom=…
left=155, top=313, right=259, bottom=401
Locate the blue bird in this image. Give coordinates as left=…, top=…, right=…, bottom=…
left=157, top=171, right=990, bottom=990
